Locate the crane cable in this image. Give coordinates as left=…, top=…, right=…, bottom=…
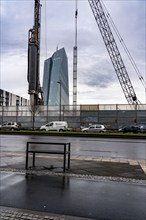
left=44, top=0, right=48, bottom=59
left=101, top=0, right=146, bottom=90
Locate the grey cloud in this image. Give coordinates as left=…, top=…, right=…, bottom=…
left=81, top=70, right=116, bottom=89
left=1, top=2, right=32, bottom=55
left=78, top=56, right=117, bottom=89
left=88, top=72, right=115, bottom=88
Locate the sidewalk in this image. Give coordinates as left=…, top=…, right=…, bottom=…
left=0, top=156, right=146, bottom=220
left=1, top=154, right=145, bottom=180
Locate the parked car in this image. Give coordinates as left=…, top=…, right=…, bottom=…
left=0, top=122, right=21, bottom=131
left=40, top=121, right=68, bottom=132
left=118, top=125, right=141, bottom=133
left=139, top=124, right=146, bottom=133
left=81, top=124, right=106, bottom=132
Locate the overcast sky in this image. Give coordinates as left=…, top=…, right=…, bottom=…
left=0, top=0, right=145, bottom=105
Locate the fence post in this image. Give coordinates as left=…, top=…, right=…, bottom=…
left=134, top=104, right=137, bottom=123
left=1, top=106, right=4, bottom=124
left=116, top=104, right=118, bottom=125
left=62, top=105, right=65, bottom=121
left=47, top=105, right=48, bottom=124
left=16, top=105, right=18, bottom=122
left=97, top=104, right=99, bottom=123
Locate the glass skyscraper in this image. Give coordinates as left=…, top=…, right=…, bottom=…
left=42, top=48, right=69, bottom=106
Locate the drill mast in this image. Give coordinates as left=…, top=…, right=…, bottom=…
left=27, top=0, right=43, bottom=106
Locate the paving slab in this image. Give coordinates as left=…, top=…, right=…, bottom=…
left=0, top=206, right=94, bottom=220
left=1, top=155, right=146, bottom=180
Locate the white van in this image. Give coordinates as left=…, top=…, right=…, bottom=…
left=40, top=121, right=68, bottom=132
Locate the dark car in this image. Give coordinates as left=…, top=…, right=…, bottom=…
left=119, top=125, right=141, bottom=133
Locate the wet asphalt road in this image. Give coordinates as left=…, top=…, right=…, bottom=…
left=1, top=134, right=146, bottom=160
left=0, top=172, right=146, bottom=220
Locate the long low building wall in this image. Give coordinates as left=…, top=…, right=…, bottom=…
left=0, top=89, right=29, bottom=106
left=0, top=104, right=146, bottom=129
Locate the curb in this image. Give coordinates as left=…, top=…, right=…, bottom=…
left=0, top=206, right=95, bottom=220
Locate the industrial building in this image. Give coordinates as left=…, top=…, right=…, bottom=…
left=42, top=47, right=69, bottom=106
left=0, top=89, right=29, bottom=106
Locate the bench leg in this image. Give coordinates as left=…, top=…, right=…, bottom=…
left=25, top=143, right=29, bottom=170
left=33, top=152, right=35, bottom=167
left=63, top=146, right=66, bottom=172
left=68, top=143, right=71, bottom=169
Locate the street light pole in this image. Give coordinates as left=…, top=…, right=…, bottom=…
left=57, top=80, right=61, bottom=121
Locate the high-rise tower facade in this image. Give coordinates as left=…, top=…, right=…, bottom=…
left=43, top=48, right=69, bottom=106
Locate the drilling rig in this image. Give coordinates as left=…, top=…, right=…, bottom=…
left=27, top=0, right=43, bottom=106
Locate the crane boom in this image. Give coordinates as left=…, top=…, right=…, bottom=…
left=88, top=0, right=139, bottom=104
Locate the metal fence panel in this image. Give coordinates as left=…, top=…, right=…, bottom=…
left=0, top=104, right=146, bottom=129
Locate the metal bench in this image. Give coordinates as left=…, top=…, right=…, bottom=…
left=25, top=141, right=71, bottom=173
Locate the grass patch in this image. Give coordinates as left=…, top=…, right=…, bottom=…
left=0, top=129, right=146, bottom=138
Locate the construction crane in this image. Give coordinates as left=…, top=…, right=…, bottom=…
left=27, top=0, right=43, bottom=106
left=73, top=0, right=78, bottom=108
left=88, top=0, right=140, bottom=105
